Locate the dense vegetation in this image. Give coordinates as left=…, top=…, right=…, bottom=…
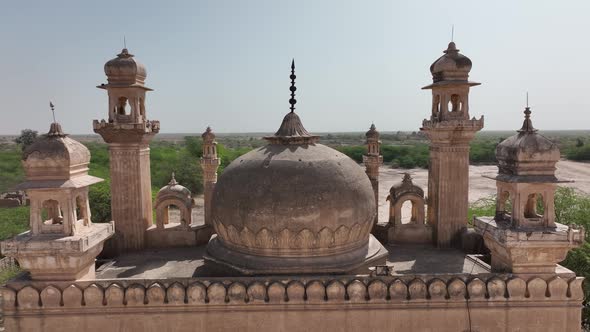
left=334, top=138, right=498, bottom=169
left=469, top=187, right=590, bottom=327
left=0, top=135, right=254, bottom=224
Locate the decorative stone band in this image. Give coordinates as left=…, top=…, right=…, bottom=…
left=93, top=119, right=160, bottom=132
left=421, top=117, right=484, bottom=130
left=1, top=275, right=583, bottom=309
left=429, top=146, right=471, bottom=152
left=214, top=219, right=374, bottom=256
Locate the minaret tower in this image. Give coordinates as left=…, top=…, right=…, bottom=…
left=363, top=123, right=383, bottom=225
left=93, top=48, right=160, bottom=251
left=201, top=126, right=220, bottom=226
left=420, top=42, right=484, bottom=247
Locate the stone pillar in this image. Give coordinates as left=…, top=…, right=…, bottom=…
left=363, top=124, right=382, bottom=226
left=420, top=42, right=483, bottom=247
left=93, top=126, right=158, bottom=251
left=200, top=127, right=220, bottom=226
left=94, top=48, right=159, bottom=252
left=107, top=142, right=155, bottom=250
left=422, top=130, right=479, bottom=247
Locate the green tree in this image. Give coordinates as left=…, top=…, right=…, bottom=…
left=14, top=129, right=38, bottom=151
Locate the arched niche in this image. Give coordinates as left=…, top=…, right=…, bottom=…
left=155, top=198, right=192, bottom=230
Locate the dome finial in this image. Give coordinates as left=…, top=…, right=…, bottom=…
left=289, top=59, right=297, bottom=113
left=49, top=101, right=56, bottom=123
left=444, top=41, right=459, bottom=54
left=518, top=93, right=536, bottom=133
left=169, top=172, right=178, bottom=185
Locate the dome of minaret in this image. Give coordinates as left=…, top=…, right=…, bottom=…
left=20, top=122, right=102, bottom=188
left=496, top=107, right=560, bottom=180
left=23, top=123, right=90, bottom=178
left=201, top=126, right=216, bottom=141
left=206, top=61, right=385, bottom=274
left=429, top=42, right=473, bottom=82
left=365, top=123, right=379, bottom=139
left=104, top=48, right=147, bottom=87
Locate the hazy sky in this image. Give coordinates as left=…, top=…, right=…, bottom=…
left=1, top=0, right=589, bottom=134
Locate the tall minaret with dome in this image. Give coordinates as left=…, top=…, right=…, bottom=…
left=93, top=48, right=160, bottom=251
left=420, top=42, right=484, bottom=248
left=363, top=123, right=382, bottom=226
left=201, top=126, right=220, bottom=227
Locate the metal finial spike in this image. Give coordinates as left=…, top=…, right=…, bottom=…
left=289, top=59, right=297, bottom=113
left=124, top=36, right=127, bottom=49
left=526, top=92, right=529, bottom=108
left=49, top=101, right=56, bottom=123
left=451, top=25, right=454, bottom=42
left=519, top=102, right=536, bottom=134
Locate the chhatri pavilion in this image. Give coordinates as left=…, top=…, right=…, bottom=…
left=0, top=42, right=585, bottom=332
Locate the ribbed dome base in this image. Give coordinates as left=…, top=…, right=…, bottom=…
left=204, top=235, right=388, bottom=275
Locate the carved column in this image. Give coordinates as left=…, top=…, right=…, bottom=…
left=363, top=124, right=383, bottom=226
left=200, top=127, right=220, bottom=227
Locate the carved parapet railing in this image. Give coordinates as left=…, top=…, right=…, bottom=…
left=421, top=116, right=484, bottom=130
left=2, top=275, right=584, bottom=309
left=92, top=119, right=160, bottom=133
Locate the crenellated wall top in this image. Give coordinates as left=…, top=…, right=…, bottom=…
left=1, top=274, right=583, bottom=310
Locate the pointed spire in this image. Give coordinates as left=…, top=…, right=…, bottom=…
left=47, top=122, right=66, bottom=137
left=518, top=106, right=537, bottom=133
left=117, top=47, right=133, bottom=58
left=168, top=172, right=178, bottom=186
left=518, top=93, right=537, bottom=133
left=402, top=172, right=413, bottom=184
left=264, top=60, right=319, bottom=145
left=289, top=59, right=297, bottom=113
left=444, top=41, right=459, bottom=54
left=49, top=101, right=56, bottom=123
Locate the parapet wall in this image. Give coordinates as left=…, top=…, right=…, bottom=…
left=1, top=274, right=584, bottom=332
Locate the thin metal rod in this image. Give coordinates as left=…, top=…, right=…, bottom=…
left=49, top=101, right=56, bottom=123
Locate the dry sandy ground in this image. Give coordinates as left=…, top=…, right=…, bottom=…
left=179, top=160, right=590, bottom=225
left=377, top=160, right=590, bottom=223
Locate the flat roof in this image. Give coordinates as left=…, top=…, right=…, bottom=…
left=95, top=244, right=490, bottom=280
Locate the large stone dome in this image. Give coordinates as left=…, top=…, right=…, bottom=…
left=205, top=62, right=387, bottom=274
left=212, top=143, right=375, bottom=255
left=207, top=133, right=386, bottom=274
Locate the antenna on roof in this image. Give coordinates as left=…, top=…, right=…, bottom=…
left=451, top=25, right=454, bottom=42
left=49, top=101, right=56, bottom=123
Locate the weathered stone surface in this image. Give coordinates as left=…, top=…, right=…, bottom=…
left=1, top=276, right=583, bottom=331
left=207, top=113, right=388, bottom=273
left=1, top=123, right=114, bottom=281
